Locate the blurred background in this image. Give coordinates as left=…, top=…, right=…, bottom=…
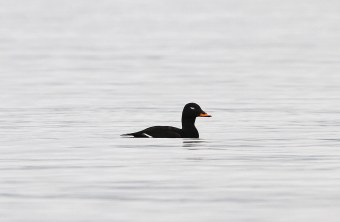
left=0, top=0, right=340, bottom=221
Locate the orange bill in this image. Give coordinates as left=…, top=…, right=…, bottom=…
left=199, top=112, right=212, bottom=117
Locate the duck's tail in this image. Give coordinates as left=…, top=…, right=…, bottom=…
left=121, top=133, right=134, bottom=137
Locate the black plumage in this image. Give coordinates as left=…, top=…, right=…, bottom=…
left=121, top=103, right=211, bottom=138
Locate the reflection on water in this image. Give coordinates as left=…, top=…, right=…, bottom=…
left=182, top=139, right=207, bottom=148
left=1, top=0, right=340, bottom=221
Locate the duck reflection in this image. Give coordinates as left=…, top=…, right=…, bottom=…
left=182, top=139, right=207, bottom=149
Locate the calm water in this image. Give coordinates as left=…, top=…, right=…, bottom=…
left=1, top=0, right=340, bottom=221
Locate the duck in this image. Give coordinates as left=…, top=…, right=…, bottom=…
left=121, top=103, right=211, bottom=138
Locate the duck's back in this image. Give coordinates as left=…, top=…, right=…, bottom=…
left=123, top=126, right=182, bottom=138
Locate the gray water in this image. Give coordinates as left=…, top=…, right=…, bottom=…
left=1, top=0, right=340, bottom=221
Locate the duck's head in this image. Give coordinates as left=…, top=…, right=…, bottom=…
left=182, top=103, right=212, bottom=118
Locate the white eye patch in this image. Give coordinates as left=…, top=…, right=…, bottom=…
left=190, top=107, right=195, bottom=110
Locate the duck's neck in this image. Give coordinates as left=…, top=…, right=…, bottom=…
left=181, top=116, right=199, bottom=138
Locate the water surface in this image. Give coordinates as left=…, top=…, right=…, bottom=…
left=1, top=0, right=340, bottom=221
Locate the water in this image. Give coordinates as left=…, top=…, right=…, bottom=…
left=1, top=0, right=340, bottom=221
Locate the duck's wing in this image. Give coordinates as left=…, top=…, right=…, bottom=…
left=121, top=126, right=182, bottom=138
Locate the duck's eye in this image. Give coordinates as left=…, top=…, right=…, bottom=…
left=190, top=107, right=195, bottom=110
